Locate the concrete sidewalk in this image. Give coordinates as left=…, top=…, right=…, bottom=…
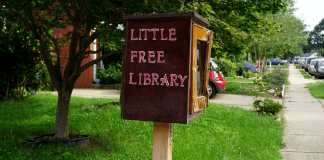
left=281, top=64, right=324, bottom=159
left=50, top=88, right=283, bottom=109
left=51, top=89, right=121, bottom=99
left=210, top=93, right=283, bottom=110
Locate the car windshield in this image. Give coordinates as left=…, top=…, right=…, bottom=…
left=310, top=61, right=316, bottom=65
left=319, top=62, right=324, bottom=66
left=308, top=58, right=316, bottom=63
left=210, top=61, right=218, bottom=70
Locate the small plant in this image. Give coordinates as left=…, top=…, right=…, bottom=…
left=253, top=75, right=267, bottom=98
left=253, top=98, right=284, bottom=117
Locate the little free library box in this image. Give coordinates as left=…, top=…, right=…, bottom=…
left=121, top=12, right=214, bottom=124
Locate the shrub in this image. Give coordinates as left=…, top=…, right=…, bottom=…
left=242, top=71, right=258, bottom=78
left=35, top=64, right=52, bottom=91
left=263, top=68, right=288, bottom=92
left=295, top=64, right=302, bottom=69
left=213, top=58, right=237, bottom=77
left=97, top=62, right=122, bottom=84
left=253, top=98, right=284, bottom=117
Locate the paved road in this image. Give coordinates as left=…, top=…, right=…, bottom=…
left=281, top=64, right=324, bottom=159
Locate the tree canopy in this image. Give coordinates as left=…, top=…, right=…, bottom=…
left=303, top=18, right=324, bottom=53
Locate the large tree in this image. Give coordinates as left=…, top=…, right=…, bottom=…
left=250, top=12, right=307, bottom=72
left=0, top=0, right=191, bottom=139
left=304, top=18, right=324, bottom=53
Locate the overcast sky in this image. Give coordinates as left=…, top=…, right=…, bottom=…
left=293, top=0, right=324, bottom=31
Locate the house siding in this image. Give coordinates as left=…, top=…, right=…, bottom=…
left=52, top=27, right=94, bottom=88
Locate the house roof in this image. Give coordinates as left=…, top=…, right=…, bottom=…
left=302, top=52, right=317, bottom=57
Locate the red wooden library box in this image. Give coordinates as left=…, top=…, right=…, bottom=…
left=121, top=12, right=213, bottom=124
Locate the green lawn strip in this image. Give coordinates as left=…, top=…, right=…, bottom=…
left=306, top=82, right=324, bottom=99
left=299, top=70, right=312, bottom=79
left=225, top=77, right=254, bottom=83
left=267, top=63, right=289, bottom=69
left=223, top=82, right=261, bottom=96
left=0, top=94, right=285, bottom=159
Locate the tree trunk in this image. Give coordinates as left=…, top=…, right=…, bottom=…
left=55, top=89, right=72, bottom=139
left=253, top=41, right=257, bottom=64
left=17, top=78, right=19, bottom=99
left=262, top=55, right=267, bottom=74
left=5, top=76, right=11, bottom=100
left=262, top=48, right=268, bottom=74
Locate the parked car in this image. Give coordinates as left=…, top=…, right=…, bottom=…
left=308, top=59, right=322, bottom=75
left=305, top=57, right=321, bottom=72
left=300, top=57, right=307, bottom=68
left=208, top=59, right=226, bottom=99
left=235, top=62, right=259, bottom=76
left=314, top=59, right=324, bottom=79
left=306, top=57, right=323, bottom=72
left=294, top=56, right=301, bottom=64
left=267, top=58, right=285, bottom=65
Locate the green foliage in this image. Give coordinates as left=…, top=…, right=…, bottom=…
left=295, top=64, right=302, bottom=69
left=0, top=21, right=42, bottom=100
left=303, top=18, right=324, bottom=52
left=253, top=75, right=267, bottom=93
left=250, top=12, right=307, bottom=69
left=253, top=98, right=284, bottom=117
left=177, top=0, right=293, bottom=61
left=11, top=87, right=31, bottom=98
left=36, top=64, right=52, bottom=91
left=213, top=58, right=237, bottom=77
left=0, top=94, right=285, bottom=159
left=242, top=70, right=259, bottom=78
left=97, top=62, right=122, bottom=84
left=263, top=68, right=288, bottom=91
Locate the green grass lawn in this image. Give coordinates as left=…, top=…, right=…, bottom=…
left=0, top=94, right=285, bottom=159
left=306, top=82, right=324, bottom=99
left=225, top=77, right=254, bottom=83
left=267, top=63, right=289, bottom=69
left=223, top=82, right=261, bottom=96
left=299, top=70, right=312, bottom=79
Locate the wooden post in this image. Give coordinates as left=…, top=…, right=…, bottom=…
left=152, top=122, right=173, bottom=160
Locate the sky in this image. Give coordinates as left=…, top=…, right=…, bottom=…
left=293, top=0, right=324, bottom=31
